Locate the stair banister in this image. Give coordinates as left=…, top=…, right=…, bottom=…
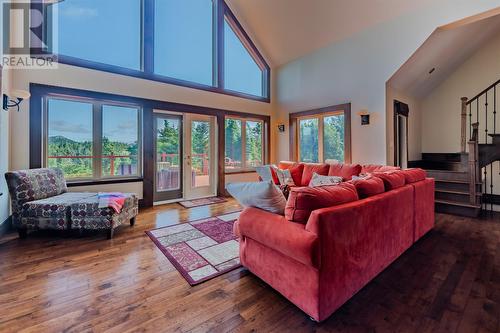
left=461, top=97, right=468, bottom=153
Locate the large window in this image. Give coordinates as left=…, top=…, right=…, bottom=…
left=225, top=117, right=264, bottom=172
left=41, top=0, right=270, bottom=101
left=291, top=105, right=350, bottom=163
left=45, top=97, right=142, bottom=180
left=154, top=0, right=213, bottom=85
left=54, top=0, right=142, bottom=70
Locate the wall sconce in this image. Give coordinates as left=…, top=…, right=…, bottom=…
left=357, top=110, right=370, bottom=125
left=3, top=90, right=31, bottom=112
left=278, top=124, right=286, bottom=133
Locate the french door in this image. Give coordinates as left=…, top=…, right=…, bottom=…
left=154, top=111, right=216, bottom=203
left=154, top=112, right=183, bottom=202
left=183, top=114, right=217, bottom=200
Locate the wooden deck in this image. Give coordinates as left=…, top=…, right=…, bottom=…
left=0, top=200, right=499, bottom=332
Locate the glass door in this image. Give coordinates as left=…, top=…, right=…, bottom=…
left=154, top=113, right=183, bottom=202
left=184, top=114, right=217, bottom=199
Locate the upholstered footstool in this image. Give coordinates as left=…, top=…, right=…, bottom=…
left=70, top=193, right=139, bottom=239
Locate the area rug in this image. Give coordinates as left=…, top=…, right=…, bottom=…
left=146, top=211, right=242, bottom=285
left=178, top=196, right=227, bottom=208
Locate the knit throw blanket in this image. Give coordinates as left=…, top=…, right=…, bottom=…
left=98, top=192, right=127, bottom=213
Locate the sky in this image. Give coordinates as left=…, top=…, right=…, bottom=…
left=55, top=0, right=263, bottom=96
left=48, top=99, right=139, bottom=144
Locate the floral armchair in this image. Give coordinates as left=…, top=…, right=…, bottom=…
left=5, top=168, right=138, bottom=239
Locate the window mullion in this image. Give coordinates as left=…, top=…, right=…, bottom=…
left=319, top=116, right=324, bottom=162
left=143, top=0, right=154, bottom=74
left=241, top=120, right=247, bottom=169
left=93, top=103, right=103, bottom=179
left=215, top=0, right=225, bottom=88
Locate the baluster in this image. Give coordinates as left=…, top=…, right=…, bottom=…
left=485, top=91, right=489, bottom=143
left=490, top=163, right=493, bottom=213
left=469, top=103, right=472, bottom=140
left=477, top=99, right=479, bottom=138
left=494, top=85, right=497, bottom=134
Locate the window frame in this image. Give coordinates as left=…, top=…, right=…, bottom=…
left=42, top=95, right=143, bottom=183
left=290, top=103, right=352, bottom=163
left=32, top=0, right=270, bottom=102
left=224, top=116, right=265, bottom=173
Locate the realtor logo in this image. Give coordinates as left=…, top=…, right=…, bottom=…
left=2, top=1, right=58, bottom=69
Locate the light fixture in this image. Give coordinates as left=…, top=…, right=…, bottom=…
left=3, top=90, right=31, bottom=112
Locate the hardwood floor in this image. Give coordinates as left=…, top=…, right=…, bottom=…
left=0, top=200, right=499, bottom=332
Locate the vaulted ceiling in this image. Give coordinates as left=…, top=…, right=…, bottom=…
left=227, top=0, right=435, bottom=67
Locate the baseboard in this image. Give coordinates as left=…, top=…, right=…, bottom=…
left=0, top=215, right=12, bottom=237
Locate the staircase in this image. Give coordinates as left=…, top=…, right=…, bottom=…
left=410, top=79, right=500, bottom=217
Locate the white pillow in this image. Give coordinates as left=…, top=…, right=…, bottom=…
left=227, top=181, right=286, bottom=215
left=308, top=173, right=343, bottom=187
left=255, top=165, right=277, bottom=183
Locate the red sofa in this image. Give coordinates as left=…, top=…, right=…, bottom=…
left=234, top=162, right=434, bottom=322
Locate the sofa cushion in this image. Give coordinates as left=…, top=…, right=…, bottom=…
left=401, top=168, right=427, bottom=184
left=301, top=163, right=330, bottom=187
left=349, top=176, right=385, bottom=199
left=361, top=164, right=400, bottom=174
left=227, top=181, right=287, bottom=215
left=373, top=171, right=406, bottom=190
left=328, top=163, right=362, bottom=180
left=285, top=183, right=358, bottom=224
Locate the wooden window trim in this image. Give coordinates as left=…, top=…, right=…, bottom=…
left=289, top=103, right=352, bottom=163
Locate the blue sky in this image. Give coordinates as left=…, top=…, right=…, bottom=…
left=55, top=0, right=263, bottom=95
left=48, top=99, right=139, bottom=144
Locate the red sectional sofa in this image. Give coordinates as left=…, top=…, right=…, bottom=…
left=234, top=162, right=435, bottom=322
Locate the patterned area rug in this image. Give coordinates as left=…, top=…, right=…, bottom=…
left=178, top=196, right=227, bottom=208
left=146, top=211, right=242, bottom=285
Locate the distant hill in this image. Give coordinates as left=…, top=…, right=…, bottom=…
left=48, top=136, right=80, bottom=145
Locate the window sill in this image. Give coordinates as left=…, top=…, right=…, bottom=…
left=225, top=170, right=258, bottom=175
left=67, top=177, right=144, bottom=187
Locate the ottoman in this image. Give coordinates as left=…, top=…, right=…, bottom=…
left=70, top=193, right=139, bottom=239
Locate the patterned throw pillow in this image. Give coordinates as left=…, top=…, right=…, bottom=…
left=275, top=168, right=295, bottom=186
left=255, top=165, right=279, bottom=184
left=308, top=173, right=343, bottom=187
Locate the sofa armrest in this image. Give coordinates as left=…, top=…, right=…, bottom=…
left=235, top=207, right=319, bottom=268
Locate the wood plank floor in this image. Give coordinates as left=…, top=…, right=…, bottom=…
left=0, top=199, right=499, bottom=333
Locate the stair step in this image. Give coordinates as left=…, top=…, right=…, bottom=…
left=435, top=180, right=481, bottom=192
left=435, top=199, right=481, bottom=217
left=426, top=170, right=469, bottom=182
left=415, top=161, right=465, bottom=171
left=435, top=189, right=481, bottom=203
left=422, top=153, right=462, bottom=162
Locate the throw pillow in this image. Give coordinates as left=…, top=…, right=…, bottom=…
left=227, top=181, right=287, bottom=215
left=285, top=182, right=359, bottom=224
left=328, top=162, right=362, bottom=180
left=255, top=165, right=280, bottom=185
left=275, top=168, right=295, bottom=186
left=308, top=172, right=343, bottom=187
left=301, top=163, right=330, bottom=187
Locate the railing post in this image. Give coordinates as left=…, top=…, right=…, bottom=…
left=461, top=97, right=468, bottom=153
left=468, top=123, right=479, bottom=205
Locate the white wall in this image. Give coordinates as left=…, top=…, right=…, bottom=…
left=421, top=31, right=500, bottom=211
left=275, top=0, right=500, bottom=165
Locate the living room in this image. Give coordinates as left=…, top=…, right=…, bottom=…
left=1, top=1, right=500, bottom=332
